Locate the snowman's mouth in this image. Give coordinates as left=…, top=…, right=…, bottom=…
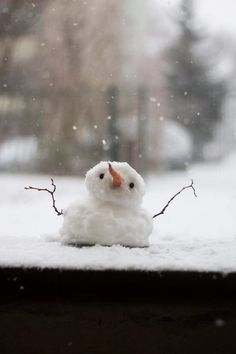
left=108, top=163, right=122, bottom=188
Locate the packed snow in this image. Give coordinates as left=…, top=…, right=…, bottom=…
left=1, top=153, right=236, bottom=273
left=60, top=162, right=153, bottom=247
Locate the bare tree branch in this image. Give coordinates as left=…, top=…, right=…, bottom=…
left=25, top=178, right=63, bottom=216
left=25, top=178, right=196, bottom=219
left=153, top=179, right=197, bottom=219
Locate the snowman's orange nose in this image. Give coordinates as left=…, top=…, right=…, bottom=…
left=108, top=163, right=122, bottom=187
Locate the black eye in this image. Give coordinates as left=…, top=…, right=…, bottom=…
left=99, top=173, right=104, bottom=179
left=129, top=182, right=134, bottom=189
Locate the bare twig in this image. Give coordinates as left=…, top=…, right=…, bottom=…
left=153, top=179, right=197, bottom=219
left=25, top=178, right=63, bottom=216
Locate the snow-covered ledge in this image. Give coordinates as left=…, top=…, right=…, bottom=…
left=1, top=153, right=236, bottom=273
left=0, top=236, right=235, bottom=273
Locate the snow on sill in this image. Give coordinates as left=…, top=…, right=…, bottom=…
left=1, top=152, right=236, bottom=274
left=0, top=236, right=235, bottom=274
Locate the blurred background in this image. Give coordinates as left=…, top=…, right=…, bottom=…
left=0, top=0, right=235, bottom=176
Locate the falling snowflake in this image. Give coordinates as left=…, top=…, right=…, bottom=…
left=215, top=319, right=225, bottom=327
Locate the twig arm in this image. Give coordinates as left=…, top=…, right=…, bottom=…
left=25, top=178, right=63, bottom=216
left=153, top=179, right=197, bottom=219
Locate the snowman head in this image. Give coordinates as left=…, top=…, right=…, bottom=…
left=85, top=161, right=146, bottom=207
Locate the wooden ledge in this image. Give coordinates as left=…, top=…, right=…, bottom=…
left=0, top=267, right=236, bottom=300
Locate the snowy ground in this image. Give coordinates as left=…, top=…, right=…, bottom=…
left=1, top=153, right=236, bottom=273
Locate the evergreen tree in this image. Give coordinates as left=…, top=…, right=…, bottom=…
left=166, top=0, right=226, bottom=161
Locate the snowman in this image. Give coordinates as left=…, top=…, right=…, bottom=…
left=59, top=161, right=153, bottom=247
left=25, top=161, right=196, bottom=248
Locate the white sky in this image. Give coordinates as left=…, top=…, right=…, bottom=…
left=195, top=0, right=236, bottom=37
left=162, top=0, right=236, bottom=37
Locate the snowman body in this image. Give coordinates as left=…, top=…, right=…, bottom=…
left=60, top=161, right=153, bottom=247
